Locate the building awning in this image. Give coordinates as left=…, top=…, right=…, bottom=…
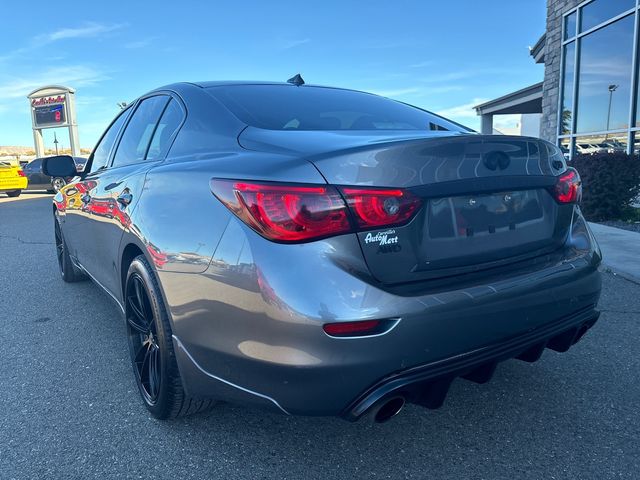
left=530, top=34, right=545, bottom=64
left=474, top=82, right=543, bottom=116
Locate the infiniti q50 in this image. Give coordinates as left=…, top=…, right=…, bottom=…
left=44, top=80, right=602, bottom=423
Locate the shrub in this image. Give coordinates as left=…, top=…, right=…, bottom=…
left=571, top=152, right=640, bottom=221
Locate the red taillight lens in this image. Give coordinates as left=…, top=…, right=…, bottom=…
left=323, top=320, right=381, bottom=337
left=340, top=187, right=421, bottom=229
left=210, top=179, right=351, bottom=242
left=17, top=169, right=26, bottom=177
left=553, top=168, right=582, bottom=204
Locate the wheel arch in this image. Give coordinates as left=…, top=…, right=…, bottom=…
left=120, top=242, right=145, bottom=301
left=119, top=240, right=176, bottom=329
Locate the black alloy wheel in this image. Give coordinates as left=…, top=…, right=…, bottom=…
left=126, top=272, right=162, bottom=405
left=54, top=219, right=65, bottom=275
left=124, top=255, right=215, bottom=419
left=54, top=215, right=84, bottom=282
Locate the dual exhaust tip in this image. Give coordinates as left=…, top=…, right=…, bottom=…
left=370, top=396, right=406, bottom=423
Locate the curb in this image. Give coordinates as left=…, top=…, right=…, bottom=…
left=600, top=265, right=640, bottom=286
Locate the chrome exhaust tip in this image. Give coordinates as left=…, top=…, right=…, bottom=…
left=372, top=396, right=406, bottom=423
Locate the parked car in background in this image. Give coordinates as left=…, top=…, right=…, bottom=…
left=576, top=143, right=599, bottom=155
left=45, top=81, right=602, bottom=423
left=23, top=156, right=87, bottom=193
left=601, top=141, right=626, bottom=153
left=0, top=159, right=28, bottom=197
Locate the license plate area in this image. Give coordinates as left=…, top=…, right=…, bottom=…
left=428, top=190, right=545, bottom=239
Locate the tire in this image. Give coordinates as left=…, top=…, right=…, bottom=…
left=125, top=255, right=215, bottom=419
left=54, top=214, right=85, bottom=282
left=52, top=177, right=66, bottom=192
left=6, top=190, right=21, bottom=197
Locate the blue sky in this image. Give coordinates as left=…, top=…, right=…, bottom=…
left=0, top=0, right=545, bottom=150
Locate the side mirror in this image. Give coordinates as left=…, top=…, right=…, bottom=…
left=42, top=155, right=77, bottom=177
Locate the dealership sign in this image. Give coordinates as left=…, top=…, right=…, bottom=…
left=27, top=85, right=80, bottom=157
left=31, top=95, right=66, bottom=107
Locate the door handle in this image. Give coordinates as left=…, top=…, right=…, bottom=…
left=117, top=190, right=133, bottom=207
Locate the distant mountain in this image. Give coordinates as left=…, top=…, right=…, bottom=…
left=0, top=146, right=91, bottom=157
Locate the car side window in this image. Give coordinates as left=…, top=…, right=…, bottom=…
left=89, top=110, right=130, bottom=173
left=146, top=99, right=184, bottom=161
left=111, top=96, right=169, bottom=168
left=26, top=159, right=41, bottom=172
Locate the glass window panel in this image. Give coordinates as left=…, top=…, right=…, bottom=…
left=580, top=0, right=635, bottom=32
left=576, top=15, right=634, bottom=134
left=564, top=12, right=577, bottom=40
left=112, top=96, right=169, bottom=168
left=147, top=100, right=183, bottom=161
left=574, top=134, right=628, bottom=155
left=560, top=42, right=576, bottom=135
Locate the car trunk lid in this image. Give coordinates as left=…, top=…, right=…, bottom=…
left=239, top=129, right=571, bottom=284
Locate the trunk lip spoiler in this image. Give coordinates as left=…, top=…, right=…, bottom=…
left=406, top=175, right=559, bottom=199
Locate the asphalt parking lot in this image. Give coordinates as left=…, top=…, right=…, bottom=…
left=1, top=193, right=639, bottom=480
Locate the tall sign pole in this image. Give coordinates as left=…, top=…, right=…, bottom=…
left=27, top=85, right=80, bottom=157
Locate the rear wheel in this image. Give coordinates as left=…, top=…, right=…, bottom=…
left=6, top=190, right=21, bottom=197
left=54, top=215, right=85, bottom=282
left=125, top=255, right=215, bottom=419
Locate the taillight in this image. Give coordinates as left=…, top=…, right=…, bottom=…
left=323, top=320, right=381, bottom=337
left=553, top=168, right=582, bottom=204
left=340, top=187, right=421, bottom=229
left=211, top=180, right=423, bottom=243
left=323, top=318, right=398, bottom=337
left=17, top=169, right=26, bottom=177
left=210, top=179, right=351, bottom=242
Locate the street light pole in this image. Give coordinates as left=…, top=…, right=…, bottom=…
left=605, top=84, right=619, bottom=139
left=53, top=131, right=59, bottom=155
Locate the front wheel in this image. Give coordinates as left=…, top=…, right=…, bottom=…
left=54, top=215, right=85, bottom=283
left=125, top=255, right=215, bottom=419
left=6, top=190, right=21, bottom=197
left=52, top=177, right=66, bottom=192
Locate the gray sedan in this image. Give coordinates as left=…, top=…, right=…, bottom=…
left=43, top=80, right=602, bottom=423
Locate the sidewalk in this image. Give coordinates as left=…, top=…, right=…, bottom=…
left=589, top=222, right=640, bottom=283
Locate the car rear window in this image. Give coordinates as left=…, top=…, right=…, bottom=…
left=206, top=85, right=469, bottom=132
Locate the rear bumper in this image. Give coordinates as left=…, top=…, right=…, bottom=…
left=161, top=211, right=602, bottom=418
left=343, top=304, right=600, bottom=421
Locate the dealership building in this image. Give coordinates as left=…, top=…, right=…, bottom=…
left=476, top=0, right=640, bottom=158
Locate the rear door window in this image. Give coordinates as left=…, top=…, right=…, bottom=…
left=112, top=95, right=170, bottom=168
left=146, top=99, right=184, bottom=161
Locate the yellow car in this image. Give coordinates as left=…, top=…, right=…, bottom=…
left=0, top=160, right=28, bottom=197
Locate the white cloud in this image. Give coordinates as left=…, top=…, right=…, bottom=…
left=0, top=65, right=107, bottom=100
left=436, top=98, right=488, bottom=119
left=0, top=22, right=126, bottom=63
left=368, top=87, right=421, bottom=97
left=281, top=38, right=310, bottom=49
left=37, top=22, right=126, bottom=44
left=409, top=61, right=433, bottom=68
left=124, top=37, right=157, bottom=49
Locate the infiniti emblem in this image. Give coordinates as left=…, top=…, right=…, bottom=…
left=483, top=151, right=511, bottom=171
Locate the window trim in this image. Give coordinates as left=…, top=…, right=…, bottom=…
left=144, top=95, right=187, bottom=162
left=85, top=105, right=134, bottom=175
left=108, top=94, right=170, bottom=170
left=106, top=91, right=187, bottom=170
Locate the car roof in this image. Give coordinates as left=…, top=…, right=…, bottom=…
left=191, top=80, right=293, bottom=88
